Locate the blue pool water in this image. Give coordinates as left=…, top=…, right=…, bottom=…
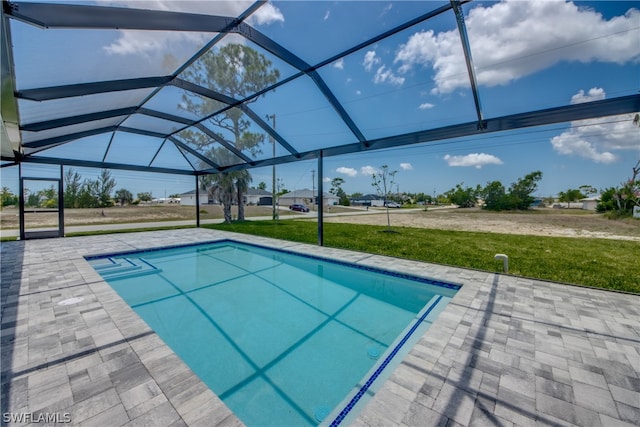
left=87, top=240, right=459, bottom=426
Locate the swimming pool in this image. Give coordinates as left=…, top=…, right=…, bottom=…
left=87, top=240, right=459, bottom=426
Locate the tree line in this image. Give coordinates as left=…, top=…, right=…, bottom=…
left=64, top=168, right=161, bottom=208
left=443, top=171, right=543, bottom=210
left=0, top=168, right=160, bottom=209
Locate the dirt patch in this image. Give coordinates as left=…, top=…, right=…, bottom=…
left=323, top=207, right=640, bottom=241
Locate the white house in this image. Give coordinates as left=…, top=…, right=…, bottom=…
left=580, top=196, right=600, bottom=211
left=151, top=197, right=180, bottom=204
left=245, top=188, right=273, bottom=206
left=278, top=189, right=339, bottom=207
left=179, top=190, right=209, bottom=206
left=350, top=194, right=383, bottom=207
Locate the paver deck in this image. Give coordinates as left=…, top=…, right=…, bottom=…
left=1, top=229, right=638, bottom=426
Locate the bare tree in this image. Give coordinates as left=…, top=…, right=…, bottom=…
left=371, top=165, right=398, bottom=230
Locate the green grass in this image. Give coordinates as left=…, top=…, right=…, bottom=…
left=205, top=220, right=640, bottom=294
left=66, top=225, right=195, bottom=237
left=0, top=225, right=194, bottom=241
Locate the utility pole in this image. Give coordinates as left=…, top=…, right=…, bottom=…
left=267, top=114, right=277, bottom=220
left=311, top=169, right=315, bottom=211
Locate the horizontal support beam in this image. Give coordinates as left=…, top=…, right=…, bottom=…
left=172, top=78, right=238, bottom=107
left=118, top=126, right=167, bottom=139
left=22, top=106, right=194, bottom=137
left=137, top=108, right=195, bottom=126
left=22, top=126, right=117, bottom=149
left=16, top=93, right=639, bottom=176
left=0, top=159, right=19, bottom=167
left=221, top=94, right=640, bottom=172
left=15, top=76, right=173, bottom=101
left=21, top=107, right=135, bottom=132
left=6, top=2, right=233, bottom=32
left=18, top=155, right=197, bottom=176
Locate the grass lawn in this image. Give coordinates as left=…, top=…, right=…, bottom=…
left=205, top=220, right=640, bottom=294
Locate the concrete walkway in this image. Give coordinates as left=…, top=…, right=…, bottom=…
left=1, top=229, right=638, bottom=426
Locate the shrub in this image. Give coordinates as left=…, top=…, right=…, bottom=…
left=597, top=161, right=640, bottom=218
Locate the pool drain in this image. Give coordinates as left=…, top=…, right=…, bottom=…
left=367, top=347, right=381, bottom=359
left=314, top=406, right=331, bottom=422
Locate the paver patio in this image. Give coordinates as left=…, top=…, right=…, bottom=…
left=1, top=229, right=638, bottom=426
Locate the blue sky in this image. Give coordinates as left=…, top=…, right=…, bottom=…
left=2, top=0, right=639, bottom=199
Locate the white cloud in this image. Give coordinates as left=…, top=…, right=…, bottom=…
left=104, top=30, right=208, bottom=57
left=96, top=0, right=251, bottom=13
left=550, top=88, right=638, bottom=164
left=418, top=102, right=435, bottom=110
left=570, top=87, right=606, bottom=104
left=373, top=65, right=405, bottom=86
left=364, top=50, right=404, bottom=86
left=102, top=1, right=283, bottom=57
left=400, top=163, right=413, bottom=170
left=363, top=50, right=381, bottom=72
left=333, top=58, right=345, bottom=70
left=380, top=3, right=393, bottom=17
left=551, top=133, right=617, bottom=163
left=444, top=153, right=503, bottom=168
left=324, top=10, right=331, bottom=21
left=323, top=177, right=332, bottom=183
left=355, top=90, right=362, bottom=96
left=394, top=0, right=640, bottom=94
left=250, top=2, right=285, bottom=26
left=360, top=166, right=378, bottom=176
left=336, top=167, right=357, bottom=177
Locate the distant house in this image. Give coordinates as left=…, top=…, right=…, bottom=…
left=531, top=198, right=543, bottom=207
left=245, top=188, right=273, bottom=206
left=580, top=196, right=600, bottom=211
left=278, top=189, right=338, bottom=207
left=179, top=190, right=209, bottom=206
left=350, top=194, right=384, bottom=207
left=151, top=197, right=180, bottom=204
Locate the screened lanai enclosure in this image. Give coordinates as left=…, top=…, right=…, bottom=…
left=1, top=0, right=639, bottom=240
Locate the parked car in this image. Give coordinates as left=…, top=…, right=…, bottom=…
left=289, top=203, right=310, bottom=212
left=385, top=202, right=401, bottom=208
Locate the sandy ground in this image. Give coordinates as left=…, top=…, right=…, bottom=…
left=323, top=207, right=640, bottom=241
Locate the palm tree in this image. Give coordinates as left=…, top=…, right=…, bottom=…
left=235, top=170, right=252, bottom=221
left=204, top=172, right=235, bottom=223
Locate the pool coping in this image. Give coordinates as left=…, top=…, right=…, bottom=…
left=1, top=228, right=639, bottom=426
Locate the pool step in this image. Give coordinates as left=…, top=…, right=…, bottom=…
left=90, top=257, right=161, bottom=280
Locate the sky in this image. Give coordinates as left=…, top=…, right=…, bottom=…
left=1, top=0, right=639, bottom=199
